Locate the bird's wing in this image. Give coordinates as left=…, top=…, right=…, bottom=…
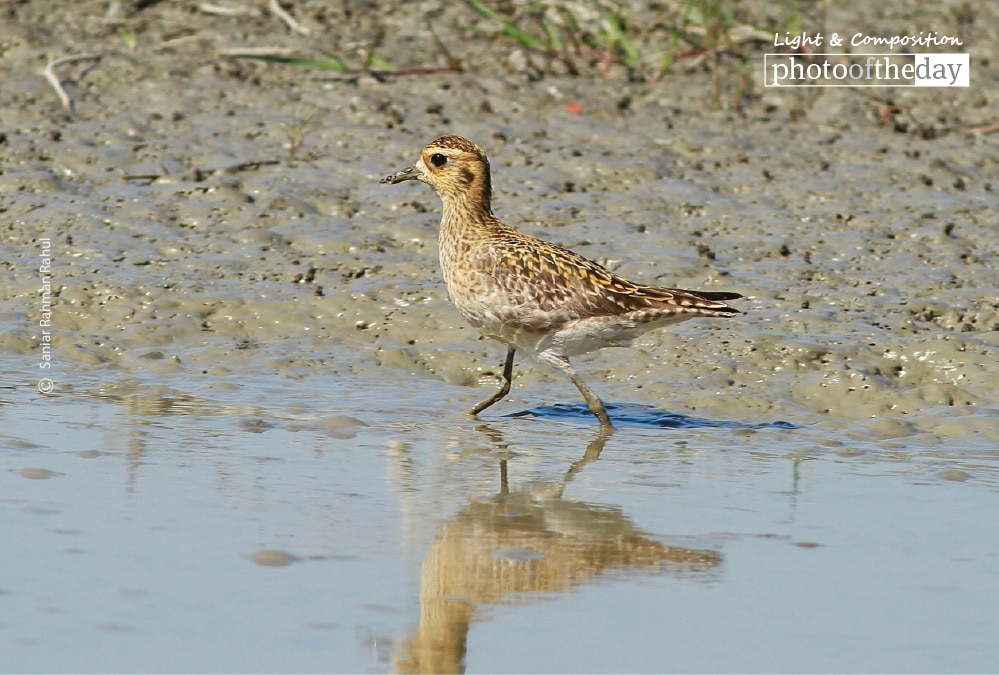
left=479, top=233, right=740, bottom=328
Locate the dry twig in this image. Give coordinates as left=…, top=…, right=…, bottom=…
left=966, top=123, right=999, bottom=136
left=269, top=0, right=310, bottom=35
left=43, top=54, right=101, bottom=113
left=198, top=2, right=260, bottom=17
left=215, top=46, right=298, bottom=58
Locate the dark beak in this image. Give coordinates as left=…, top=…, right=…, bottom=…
left=380, top=165, right=420, bottom=184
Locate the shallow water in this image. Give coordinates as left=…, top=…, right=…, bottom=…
left=3, top=365, right=997, bottom=673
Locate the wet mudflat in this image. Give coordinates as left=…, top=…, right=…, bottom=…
left=2, top=0, right=997, bottom=672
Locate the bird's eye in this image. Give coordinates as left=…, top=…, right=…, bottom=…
left=429, top=153, right=448, bottom=168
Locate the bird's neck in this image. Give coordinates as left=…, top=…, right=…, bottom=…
left=439, top=195, right=495, bottom=239
left=437, top=197, right=509, bottom=289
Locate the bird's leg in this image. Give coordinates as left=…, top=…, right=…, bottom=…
left=468, top=345, right=516, bottom=417
left=539, top=351, right=614, bottom=430
left=568, top=372, right=614, bottom=430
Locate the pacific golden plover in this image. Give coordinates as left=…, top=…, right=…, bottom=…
left=381, top=135, right=742, bottom=430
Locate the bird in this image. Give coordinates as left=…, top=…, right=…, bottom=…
left=380, top=135, right=742, bottom=430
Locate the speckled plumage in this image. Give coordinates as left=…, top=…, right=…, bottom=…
left=381, top=135, right=742, bottom=429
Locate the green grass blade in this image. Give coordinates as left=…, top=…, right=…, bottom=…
left=363, top=33, right=385, bottom=71
left=463, top=0, right=546, bottom=50
left=600, top=9, right=641, bottom=64
left=541, top=16, right=563, bottom=52
left=229, top=54, right=348, bottom=71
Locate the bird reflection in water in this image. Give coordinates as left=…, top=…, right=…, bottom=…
left=394, top=427, right=722, bottom=674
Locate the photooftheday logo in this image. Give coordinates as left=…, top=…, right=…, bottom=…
left=765, top=53, right=970, bottom=87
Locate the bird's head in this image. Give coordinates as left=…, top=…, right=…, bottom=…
left=380, top=135, right=493, bottom=213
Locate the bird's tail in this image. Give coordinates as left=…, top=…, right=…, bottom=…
left=693, top=291, right=743, bottom=302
